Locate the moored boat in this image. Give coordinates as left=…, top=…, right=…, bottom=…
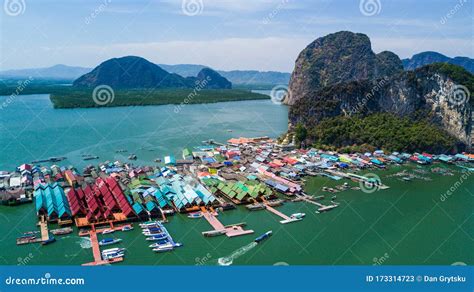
left=99, top=238, right=122, bottom=246
left=121, top=226, right=133, bottom=232
left=101, top=229, right=115, bottom=234
left=187, top=212, right=202, bottom=219
left=246, top=203, right=266, bottom=211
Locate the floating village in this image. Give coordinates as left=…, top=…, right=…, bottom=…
left=0, top=136, right=473, bottom=265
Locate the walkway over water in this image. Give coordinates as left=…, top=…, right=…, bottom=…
left=200, top=207, right=254, bottom=238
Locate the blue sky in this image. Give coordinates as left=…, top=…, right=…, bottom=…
left=1, top=0, right=472, bottom=71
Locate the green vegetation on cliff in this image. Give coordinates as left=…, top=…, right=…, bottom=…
left=306, top=113, right=459, bottom=153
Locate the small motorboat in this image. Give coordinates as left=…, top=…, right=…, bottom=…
left=99, top=238, right=122, bottom=246
left=290, top=213, right=305, bottom=219
left=102, top=247, right=125, bottom=254
left=128, top=154, right=137, bottom=160
left=121, top=226, right=133, bottom=232
left=101, top=229, right=115, bottom=234
left=152, top=243, right=174, bottom=253
left=202, top=229, right=226, bottom=237
left=254, top=231, right=272, bottom=243
left=102, top=251, right=124, bottom=260
left=187, top=212, right=202, bottom=219
left=146, top=234, right=168, bottom=241
left=246, top=203, right=266, bottom=211
left=41, top=237, right=56, bottom=245
left=51, top=227, right=73, bottom=235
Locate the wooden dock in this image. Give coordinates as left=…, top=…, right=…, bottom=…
left=81, top=229, right=124, bottom=266
left=263, top=204, right=291, bottom=221
left=39, top=215, right=50, bottom=242
left=200, top=207, right=253, bottom=238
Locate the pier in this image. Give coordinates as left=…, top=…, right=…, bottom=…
left=39, top=215, right=50, bottom=242
left=297, top=193, right=339, bottom=212
left=82, top=230, right=123, bottom=266
left=200, top=207, right=254, bottom=238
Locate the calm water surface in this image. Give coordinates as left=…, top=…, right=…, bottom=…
left=0, top=94, right=472, bottom=265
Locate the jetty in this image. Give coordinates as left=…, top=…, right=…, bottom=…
left=297, top=193, right=339, bottom=212
left=81, top=223, right=130, bottom=266
left=39, top=215, right=50, bottom=242
left=200, top=207, right=254, bottom=238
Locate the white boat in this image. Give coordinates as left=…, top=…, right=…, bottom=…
left=121, top=226, right=133, bottom=231
left=187, top=212, right=202, bottom=219
left=152, top=243, right=174, bottom=252
left=279, top=213, right=305, bottom=224
left=99, top=238, right=122, bottom=246
left=139, top=221, right=160, bottom=228
left=146, top=234, right=168, bottom=241
left=101, top=229, right=115, bottom=234
left=290, top=213, right=306, bottom=219
left=102, top=247, right=125, bottom=254
left=102, top=252, right=124, bottom=260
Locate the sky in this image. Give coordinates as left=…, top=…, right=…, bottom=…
left=0, top=0, right=473, bottom=72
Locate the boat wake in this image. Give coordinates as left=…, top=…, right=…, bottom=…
left=217, top=242, right=258, bottom=266
left=77, top=237, right=91, bottom=249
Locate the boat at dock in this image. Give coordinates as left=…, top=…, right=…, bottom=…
left=266, top=199, right=284, bottom=207
left=187, top=212, right=203, bottom=219
left=318, top=205, right=339, bottom=212
left=41, top=237, right=56, bottom=245
left=102, top=247, right=125, bottom=254
left=99, top=238, right=122, bottom=246
left=102, top=250, right=124, bottom=260
left=246, top=203, right=266, bottom=211
left=254, top=231, right=272, bottom=243
left=280, top=213, right=306, bottom=224
left=121, top=226, right=133, bottom=231
left=101, top=229, right=115, bottom=234
left=51, top=227, right=73, bottom=235
left=146, top=234, right=168, bottom=241
left=202, top=229, right=226, bottom=237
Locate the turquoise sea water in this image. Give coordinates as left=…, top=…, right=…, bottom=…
left=0, top=94, right=472, bottom=265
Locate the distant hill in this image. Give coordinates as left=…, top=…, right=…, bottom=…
left=0, top=64, right=91, bottom=80
left=159, top=64, right=290, bottom=86
left=73, top=56, right=232, bottom=89
left=402, top=51, right=473, bottom=73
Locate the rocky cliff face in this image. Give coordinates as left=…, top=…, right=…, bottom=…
left=286, top=31, right=403, bottom=105
left=289, top=64, right=472, bottom=147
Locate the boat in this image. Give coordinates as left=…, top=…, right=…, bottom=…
left=102, top=251, right=124, bottom=260
left=83, top=155, right=99, bottom=161
left=41, top=237, right=56, bottom=245
left=51, top=227, right=73, bottom=235
left=128, top=154, right=137, bottom=160
left=139, top=221, right=161, bottom=228
left=266, top=199, right=284, bottom=207
left=145, top=234, right=168, bottom=241
left=101, top=229, right=115, bottom=234
left=290, top=213, right=305, bottom=219
left=121, top=226, right=133, bottom=231
left=152, top=243, right=175, bottom=253
left=115, top=149, right=127, bottom=153
left=102, top=247, right=125, bottom=254
left=99, top=238, right=122, bottom=246
left=246, top=203, right=266, bottom=211
left=202, top=229, right=226, bottom=237
left=255, top=231, right=272, bottom=243
left=187, top=212, right=202, bottom=219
